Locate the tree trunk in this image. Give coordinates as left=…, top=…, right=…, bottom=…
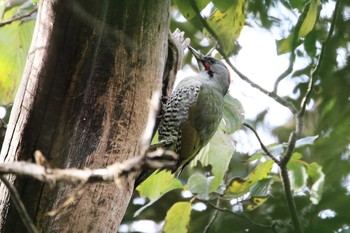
left=0, top=0, right=170, bottom=232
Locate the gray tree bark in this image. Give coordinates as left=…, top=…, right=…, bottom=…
left=0, top=0, right=170, bottom=232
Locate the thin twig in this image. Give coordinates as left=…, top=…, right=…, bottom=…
left=190, top=0, right=298, bottom=115
left=0, top=175, right=39, bottom=233
left=273, top=53, right=295, bottom=93
left=203, top=198, right=220, bottom=233
left=299, top=0, right=341, bottom=118
left=204, top=200, right=271, bottom=229
left=273, top=0, right=309, bottom=93
left=243, top=123, right=280, bottom=164
left=0, top=8, right=37, bottom=27
left=225, top=59, right=299, bottom=115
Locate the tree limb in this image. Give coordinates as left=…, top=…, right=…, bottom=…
left=0, top=8, right=37, bottom=27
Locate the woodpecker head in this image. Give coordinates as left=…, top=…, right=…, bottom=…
left=188, top=46, right=230, bottom=94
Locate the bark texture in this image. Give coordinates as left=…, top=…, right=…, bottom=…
left=0, top=0, right=169, bottom=232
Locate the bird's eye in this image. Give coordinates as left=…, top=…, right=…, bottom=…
left=210, top=59, right=216, bottom=64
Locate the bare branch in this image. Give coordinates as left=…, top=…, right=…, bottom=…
left=0, top=8, right=37, bottom=27
left=273, top=53, right=295, bottom=93
left=0, top=150, right=177, bottom=186
left=0, top=92, right=177, bottom=186
left=243, top=123, right=280, bottom=164
left=0, top=175, right=38, bottom=233
left=204, top=200, right=271, bottom=229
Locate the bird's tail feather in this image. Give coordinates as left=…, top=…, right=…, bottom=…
left=134, top=142, right=166, bottom=188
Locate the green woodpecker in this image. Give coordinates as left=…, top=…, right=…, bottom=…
left=135, top=46, right=230, bottom=187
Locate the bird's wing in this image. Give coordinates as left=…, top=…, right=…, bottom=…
left=158, top=78, right=202, bottom=169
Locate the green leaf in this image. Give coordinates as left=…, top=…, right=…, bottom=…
left=248, top=153, right=263, bottom=162
left=276, top=33, right=294, bottom=55
left=287, top=160, right=307, bottom=192
left=163, top=202, right=192, bottom=233
left=222, top=94, right=245, bottom=134
left=295, top=135, right=318, bottom=148
left=188, top=173, right=210, bottom=199
left=192, top=129, right=234, bottom=192
left=299, top=0, right=320, bottom=38
left=225, top=160, right=274, bottom=197
left=307, top=162, right=325, bottom=204
left=174, top=0, right=210, bottom=20
left=212, top=0, right=233, bottom=11
left=0, top=19, right=35, bottom=104
left=206, top=0, right=246, bottom=56
left=136, top=170, right=183, bottom=200
left=250, top=178, right=272, bottom=196
left=291, top=152, right=303, bottom=160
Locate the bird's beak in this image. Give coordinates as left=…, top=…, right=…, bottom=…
left=188, top=46, right=205, bottom=71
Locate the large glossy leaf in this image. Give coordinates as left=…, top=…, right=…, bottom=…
left=163, top=202, right=192, bottom=233
left=206, top=0, right=246, bottom=56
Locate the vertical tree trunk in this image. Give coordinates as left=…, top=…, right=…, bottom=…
left=0, top=0, right=170, bottom=232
